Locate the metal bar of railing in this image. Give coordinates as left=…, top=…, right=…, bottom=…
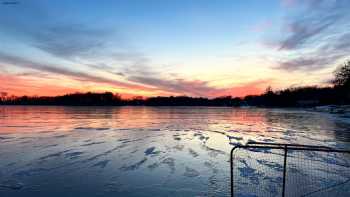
left=246, top=141, right=332, bottom=149
left=230, top=146, right=238, bottom=197
left=233, top=145, right=350, bottom=153
left=282, top=145, right=287, bottom=197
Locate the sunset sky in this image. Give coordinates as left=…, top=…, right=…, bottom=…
left=0, top=0, right=349, bottom=98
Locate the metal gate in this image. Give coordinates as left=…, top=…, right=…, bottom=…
left=230, top=142, right=350, bottom=197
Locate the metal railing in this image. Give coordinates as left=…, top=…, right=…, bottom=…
left=230, top=142, right=350, bottom=197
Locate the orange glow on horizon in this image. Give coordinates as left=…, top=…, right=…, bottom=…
left=0, top=73, right=265, bottom=98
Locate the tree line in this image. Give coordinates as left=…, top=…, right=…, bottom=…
left=1, top=61, right=349, bottom=107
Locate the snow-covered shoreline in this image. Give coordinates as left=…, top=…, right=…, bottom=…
left=311, top=105, right=350, bottom=117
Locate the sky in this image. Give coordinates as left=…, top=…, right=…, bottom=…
left=0, top=0, right=349, bottom=98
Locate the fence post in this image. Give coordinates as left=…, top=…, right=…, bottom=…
left=230, top=147, right=236, bottom=197
left=282, top=145, right=288, bottom=197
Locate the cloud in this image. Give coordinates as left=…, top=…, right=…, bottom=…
left=279, top=14, right=339, bottom=50
left=0, top=2, right=149, bottom=77
left=0, top=2, right=123, bottom=61
left=0, top=50, right=271, bottom=97
left=113, top=72, right=125, bottom=76
left=277, top=32, right=350, bottom=71
left=128, top=75, right=269, bottom=97
left=0, top=52, right=152, bottom=91
left=128, top=76, right=217, bottom=96
left=277, top=55, right=342, bottom=71
left=0, top=1, right=166, bottom=94
left=278, top=0, right=349, bottom=50
left=273, top=0, right=350, bottom=71
left=32, top=24, right=113, bottom=59
left=15, top=71, right=55, bottom=79
left=85, top=63, right=116, bottom=71
left=323, top=32, right=350, bottom=52
left=112, top=51, right=150, bottom=64
left=281, top=0, right=327, bottom=9
left=84, top=51, right=151, bottom=76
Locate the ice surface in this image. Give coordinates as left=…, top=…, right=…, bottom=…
left=0, top=180, right=23, bottom=190
left=0, top=106, right=349, bottom=196
left=183, top=167, right=200, bottom=177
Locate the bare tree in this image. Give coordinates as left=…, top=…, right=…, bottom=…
left=333, top=60, right=350, bottom=87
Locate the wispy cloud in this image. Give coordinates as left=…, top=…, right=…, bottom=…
left=33, top=24, right=114, bottom=59
left=278, top=0, right=348, bottom=50
left=277, top=54, right=342, bottom=71
left=85, top=51, right=151, bottom=76
left=274, top=0, right=350, bottom=71
left=279, top=14, right=339, bottom=50
left=0, top=1, right=119, bottom=60
left=128, top=76, right=218, bottom=97
left=1, top=50, right=270, bottom=97
left=277, top=31, right=350, bottom=71
left=0, top=52, right=152, bottom=91
left=128, top=75, right=269, bottom=97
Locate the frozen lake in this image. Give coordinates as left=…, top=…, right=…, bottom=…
left=0, top=106, right=350, bottom=196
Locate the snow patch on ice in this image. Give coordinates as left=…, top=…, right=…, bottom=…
left=184, top=167, right=200, bottom=177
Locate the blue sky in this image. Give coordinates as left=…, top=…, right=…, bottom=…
left=0, top=0, right=349, bottom=97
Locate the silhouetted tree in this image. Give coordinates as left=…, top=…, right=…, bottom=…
left=333, top=60, right=350, bottom=88
left=265, top=86, right=273, bottom=95
left=332, top=60, right=350, bottom=104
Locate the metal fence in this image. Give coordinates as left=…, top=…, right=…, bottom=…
left=230, top=142, right=350, bottom=197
